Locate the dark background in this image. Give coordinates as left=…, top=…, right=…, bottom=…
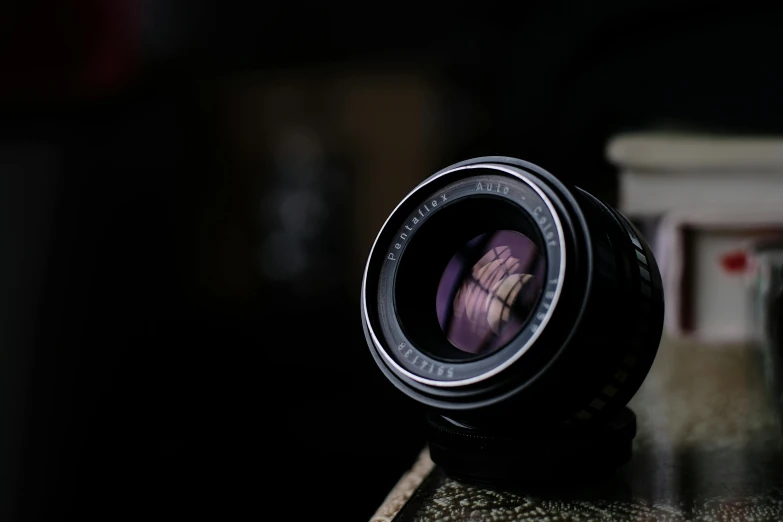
left=2, top=2, right=783, bottom=520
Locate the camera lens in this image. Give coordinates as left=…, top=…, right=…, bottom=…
left=436, top=230, right=546, bottom=356
left=361, top=156, right=663, bottom=428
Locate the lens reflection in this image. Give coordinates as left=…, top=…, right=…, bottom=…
left=436, top=230, right=545, bottom=355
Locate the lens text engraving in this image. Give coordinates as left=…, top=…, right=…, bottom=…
left=475, top=181, right=511, bottom=195
left=533, top=206, right=558, bottom=247
left=387, top=193, right=447, bottom=261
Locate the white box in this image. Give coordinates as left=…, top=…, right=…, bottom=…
left=606, top=132, right=783, bottom=343
left=654, top=211, right=783, bottom=343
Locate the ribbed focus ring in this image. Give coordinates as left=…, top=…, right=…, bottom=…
left=566, top=191, right=663, bottom=424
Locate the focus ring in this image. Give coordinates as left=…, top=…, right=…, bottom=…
left=567, top=191, right=663, bottom=424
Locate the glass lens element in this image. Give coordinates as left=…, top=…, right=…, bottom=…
left=436, top=230, right=546, bottom=356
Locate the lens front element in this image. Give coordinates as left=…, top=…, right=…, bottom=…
left=436, top=230, right=546, bottom=356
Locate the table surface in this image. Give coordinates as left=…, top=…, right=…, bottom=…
left=371, top=336, right=783, bottom=521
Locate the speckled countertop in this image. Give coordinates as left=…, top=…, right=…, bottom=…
left=371, top=336, right=783, bottom=521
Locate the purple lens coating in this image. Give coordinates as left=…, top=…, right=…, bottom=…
left=435, top=230, right=546, bottom=356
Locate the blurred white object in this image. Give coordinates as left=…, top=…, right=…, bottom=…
left=618, top=171, right=783, bottom=216
left=607, top=133, right=783, bottom=172
left=607, top=132, right=783, bottom=343
left=608, top=133, right=783, bottom=216
left=655, top=211, right=783, bottom=343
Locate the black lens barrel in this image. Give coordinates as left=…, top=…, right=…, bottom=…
left=361, top=156, right=663, bottom=430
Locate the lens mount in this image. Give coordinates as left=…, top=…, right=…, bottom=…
left=361, top=156, right=663, bottom=425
